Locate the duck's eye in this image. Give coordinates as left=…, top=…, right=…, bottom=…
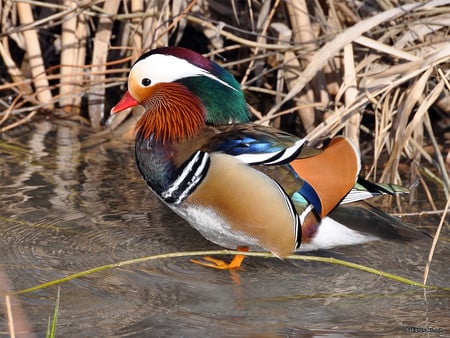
left=141, top=78, right=151, bottom=86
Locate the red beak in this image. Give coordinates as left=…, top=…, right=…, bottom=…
left=111, top=91, right=139, bottom=114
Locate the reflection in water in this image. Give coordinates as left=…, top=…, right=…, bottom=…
left=0, top=120, right=449, bottom=336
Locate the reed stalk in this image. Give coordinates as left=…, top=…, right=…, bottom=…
left=57, top=0, right=88, bottom=114
left=342, top=43, right=360, bottom=151
left=130, top=0, right=144, bottom=60
left=0, top=39, right=33, bottom=96
left=16, top=1, right=53, bottom=110
left=88, top=0, right=120, bottom=128
left=284, top=0, right=318, bottom=133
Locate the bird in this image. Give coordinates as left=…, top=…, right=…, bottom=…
left=111, top=46, right=426, bottom=269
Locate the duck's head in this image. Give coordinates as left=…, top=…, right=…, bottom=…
left=111, top=47, right=249, bottom=142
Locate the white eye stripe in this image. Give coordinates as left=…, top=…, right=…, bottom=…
left=131, top=54, right=237, bottom=91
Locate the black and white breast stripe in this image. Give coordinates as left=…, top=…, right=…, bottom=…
left=161, top=151, right=210, bottom=204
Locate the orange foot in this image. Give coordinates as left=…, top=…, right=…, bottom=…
left=190, top=247, right=249, bottom=270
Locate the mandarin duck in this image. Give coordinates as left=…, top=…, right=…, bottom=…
left=111, top=47, right=426, bottom=269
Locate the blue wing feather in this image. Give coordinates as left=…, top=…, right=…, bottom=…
left=216, top=137, right=284, bottom=155
left=209, top=125, right=306, bottom=164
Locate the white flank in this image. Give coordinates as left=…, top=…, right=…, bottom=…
left=297, top=217, right=378, bottom=252
left=170, top=204, right=260, bottom=250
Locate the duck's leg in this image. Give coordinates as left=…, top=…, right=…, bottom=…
left=190, top=247, right=249, bottom=270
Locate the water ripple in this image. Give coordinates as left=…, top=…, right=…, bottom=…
left=0, top=120, right=448, bottom=336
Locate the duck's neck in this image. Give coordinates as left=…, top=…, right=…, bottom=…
left=179, top=76, right=250, bottom=124
left=134, top=131, right=175, bottom=195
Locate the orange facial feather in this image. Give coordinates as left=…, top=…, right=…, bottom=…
left=135, top=83, right=206, bottom=143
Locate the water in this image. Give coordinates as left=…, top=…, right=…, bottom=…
left=0, top=120, right=449, bottom=337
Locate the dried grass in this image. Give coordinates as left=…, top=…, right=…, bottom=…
left=0, top=1, right=449, bottom=254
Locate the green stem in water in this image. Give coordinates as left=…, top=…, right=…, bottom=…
left=9, top=250, right=450, bottom=295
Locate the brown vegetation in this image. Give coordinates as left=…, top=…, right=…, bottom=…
left=0, top=0, right=449, bottom=194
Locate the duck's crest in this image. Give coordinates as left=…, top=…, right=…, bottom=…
left=137, top=47, right=221, bottom=82
left=138, top=47, right=250, bottom=124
